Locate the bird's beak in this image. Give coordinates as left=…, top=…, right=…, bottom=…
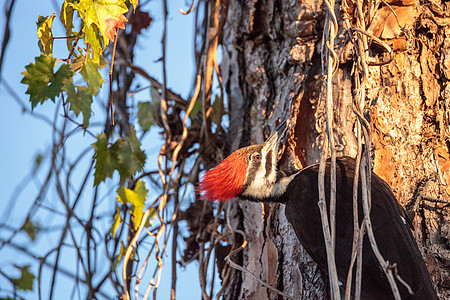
left=262, top=120, right=287, bottom=153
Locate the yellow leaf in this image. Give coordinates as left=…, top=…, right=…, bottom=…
left=130, top=0, right=139, bottom=12
left=116, top=180, right=148, bottom=229
left=37, top=13, right=55, bottom=54
left=71, top=0, right=128, bottom=48
left=111, top=205, right=122, bottom=238
left=60, top=1, right=75, bottom=49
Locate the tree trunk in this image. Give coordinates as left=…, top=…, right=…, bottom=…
left=220, top=0, right=450, bottom=299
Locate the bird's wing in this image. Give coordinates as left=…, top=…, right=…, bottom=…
left=284, top=156, right=436, bottom=299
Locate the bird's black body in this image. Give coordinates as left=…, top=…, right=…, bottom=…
left=277, top=156, right=436, bottom=299
left=199, top=121, right=437, bottom=299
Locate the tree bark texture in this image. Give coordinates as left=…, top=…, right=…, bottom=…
left=220, top=0, right=449, bottom=299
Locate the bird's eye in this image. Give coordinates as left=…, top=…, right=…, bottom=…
left=253, top=153, right=261, bottom=161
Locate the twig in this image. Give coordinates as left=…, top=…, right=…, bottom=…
left=349, top=27, right=393, bottom=66
left=319, top=0, right=341, bottom=296
left=109, top=28, right=120, bottom=125
left=179, top=0, right=196, bottom=15
left=225, top=245, right=295, bottom=300
left=391, top=263, right=414, bottom=295
left=202, top=0, right=220, bottom=146
left=122, top=209, right=154, bottom=300
left=0, top=0, right=16, bottom=82
left=123, top=61, right=187, bottom=105
left=317, top=137, right=341, bottom=299
left=345, top=120, right=364, bottom=300
left=170, top=188, right=179, bottom=300
left=169, top=74, right=202, bottom=176
left=160, top=0, right=171, bottom=143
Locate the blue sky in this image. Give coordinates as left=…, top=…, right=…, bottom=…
left=0, top=0, right=212, bottom=298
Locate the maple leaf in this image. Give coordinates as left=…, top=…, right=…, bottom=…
left=37, top=13, right=55, bottom=54
left=117, top=126, right=146, bottom=179
left=71, top=0, right=128, bottom=48
left=84, top=23, right=103, bottom=64
left=129, top=10, right=152, bottom=34
left=11, top=265, right=35, bottom=291
left=60, top=1, right=74, bottom=35
left=104, top=14, right=127, bottom=41
left=60, top=1, right=75, bottom=49
left=93, top=127, right=146, bottom=185
left=80, top=59, right=105, bottom=96
left=116, top=180, right=148, bottom=229
left=64, top=78, right=93, bottom=127
left=92, top=133, right=121, bottom=185
left=137, top=101, right=155, bottom=131
left=21, top=54, right=73, bottom=108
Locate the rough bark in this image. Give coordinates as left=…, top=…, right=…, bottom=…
left=220, top=0, right=449, bottom=299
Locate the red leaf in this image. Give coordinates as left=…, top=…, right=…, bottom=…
left=104, top=15, right=127, bottom=41
left=129, top=11, right=152, bottom=34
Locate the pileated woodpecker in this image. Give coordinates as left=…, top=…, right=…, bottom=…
left=198, top=121, right=437, bottom=299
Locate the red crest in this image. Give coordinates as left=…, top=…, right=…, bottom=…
left=198, top=148, right=249, bottom=201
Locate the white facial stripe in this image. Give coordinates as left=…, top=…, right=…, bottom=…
left=242, top=145, right=289, bottom=199
left=244, top=154, right=270, bottom=198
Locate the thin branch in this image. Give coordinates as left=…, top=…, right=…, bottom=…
left=0, top=0, right=16, bottom=82
left=319, top=0, right=341, bottom=296
left=225, top=244, right=295, bottom=300
left=159, top=0, right=171, bottom=143
left=109, top=28, right=120, bottom=125
left=122, top=208, right=154, bottom=300
left=180, top=0, right=196, bottom=15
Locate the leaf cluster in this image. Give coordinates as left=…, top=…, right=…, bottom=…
left=21, top=0, right=137, bottom=126
left=92, top=126, right=146, bottom=185
left=21, top=53, right=105, bottom=127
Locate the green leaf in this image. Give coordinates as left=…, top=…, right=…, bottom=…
left=98, top=56, right=108, bottom=69
left=11, top=265, right=35, bottom=291
left=189, top=97, right=202, bottom=119
left=110, top=205, right=122, bottom=238
left=116, top=180, right=148, bottom=229
left=92, top=133, right=121, bottom=185
left=23, top=219, right=40, bottom=241
left=21, top=54, right=74, bottom=108
left=117, top=126, right=146, bottom=179
left=80, top=59, right=105, bottom=96
left=137, top=101, right=154, bottom=131
left=93, top=127, right=146, bottom=185
left=21, top=54, right=55, bottom=107
left=71, top=0, right=128, bottom=48
left=60, top=1, right=75, bottom=49
left=54, top=64, right=74, bottom=94
left=211, top=94, right=223, bottom=125
left=37, top=14, right=55, bottom=54
left=64, top=79, right=93, bottom=127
